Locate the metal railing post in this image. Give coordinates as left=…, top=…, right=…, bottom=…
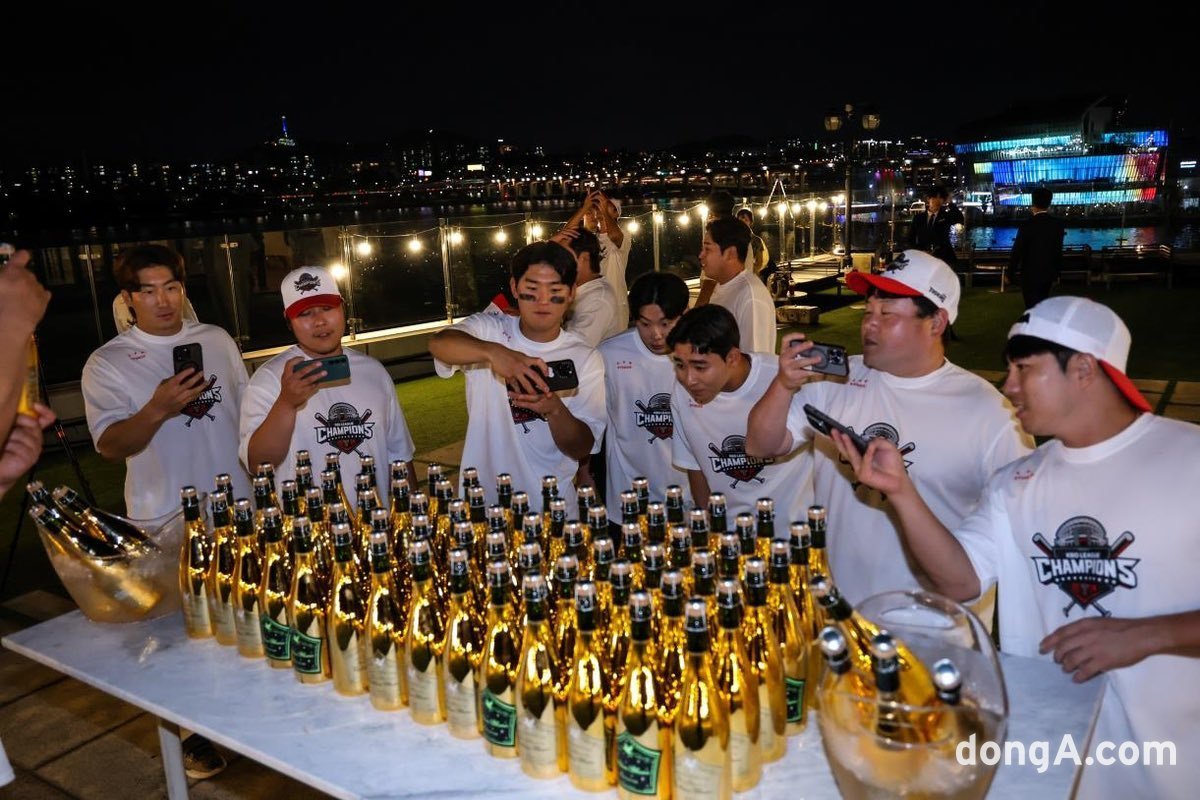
left=439, top=218, right=454, bottom=323
left=79, top=245, right=104, bottom=344
left=220, top=234, right=244, bottom=346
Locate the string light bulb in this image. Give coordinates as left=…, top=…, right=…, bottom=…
left=791, top=202, right=803, bottom=215
left=626, top=220, right=640, bottom=233
left=530, top=224, right=544, bottom=238
left=653, top=211, right=664, bottom=225
left=449, top=230, right=464, bottom=245
left=777, top=202, right=788, bottom=217
left=697, top=203, right=709, bottom=220
left=677, top=213, right=689, bottom=227
left=494, top=229, right=509, bottom=244
left=757, top=207, right=768, bottom=219
left=355, top=240, right=373, bottom=257
left=329, top=262, right=349, bottom=281
left=407, top=238, right=422, bottom=253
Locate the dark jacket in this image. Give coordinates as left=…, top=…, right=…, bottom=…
left=906, top=203, right=964, bottom=268
left=1009, top=212, right=1066, bottom=286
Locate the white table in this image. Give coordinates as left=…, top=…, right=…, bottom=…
left=3, top=611, right=1100, bottom=799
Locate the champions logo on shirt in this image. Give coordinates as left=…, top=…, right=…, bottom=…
left=180, top=375, right=222, bottom=427
left=633, top=393, right=673, bottom=443
left=707, top=435, right=773, bottom=489
left=838, top=422, right=915, bottom=493
left=1031, top=516, right=1139, bottom=618
left=314, top=402, right=375, bottom=456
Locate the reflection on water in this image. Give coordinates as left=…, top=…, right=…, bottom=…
left=966, top=225, right=1200, bottom=251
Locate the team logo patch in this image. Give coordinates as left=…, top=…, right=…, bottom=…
left=180, top=375, right=222, bottom=427
left=314, top=402, right=375, bottom=456
left=634, top=393, right=673, bottom=443
left=293, top=272, right=322, bottom=293
left=508, top=398, right=544, bottom=433
left=1031, top=516, right=1138, bottom=618
left=859, top=422, right=915, bottom=467
left=707, top=435, right=773, bottom=488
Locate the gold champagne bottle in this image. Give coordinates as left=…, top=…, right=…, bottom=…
left=691, top=550, right=718, bottom=641
left=655, top=570, right=687, bottom=721
left=688, top=508, right=711, bottom=555
left=870, top=632, right=922, bottom=745
left=516, top=542, right=544, bottom=613
left=563, top=522, right=589, bottom=578
left=576, top=485, right=596, bottom=526
left=516, top=573, right=567, bottom=778
left=444, top=547, right=484, bottom=738
left=717, top=533, right=741, bottom=581
left=642, top=543, right=665, bottom=643
left=481, top=560, right=521, bottom=757
left=456, top=521, right=487, bottom=620
left=713, top=579, right=761, bottom=792
left=645, top=502, right=666, bottom=547
left=486, top=504, right=509, bottom=566
left=366, top=526, right=407, bottom=710
left=327, top=521, right=369, bottom=696
left=52, top=485, right=157, bottom=554
left=586, top=507, right=610, bottom=559
left=460, top=465, right=478, bottom=488
left=405, top=538, right=447, bottom=725
left=548, top=497, right=567, bottom=567
left=425, top=462, right=444, bottom=518
left=735, top=513, right=755, bottom=577
left=605, top=560, right=634, bottom=695
left=754, top=498, right=775, bottom=562
left=591, top=535, right=615, bottom=639
left=496, top=472, right=514, bottom=530
left=355, top=474, right=380, bottom=556
left=466, top=484, right=487, bottom=545
left=231, top=500, right=265, bottom=658
left=631, top=478, right=650, bottom=537
left=552, top=554, right=580, bottom=688
left=790, top=521, right=822, bottom=688
left=673, top=599, right=731, bottom=800
left=258, top=507, right=293, bottom=668
left=806, top=506, right=830, bottom=580
left=178, top=487, right=213, bottom=639
left=391, top=477, right=412, bottom=545
left=305, top=487, right=332, bottom=585
left=252, top=476, right=273, bottom=555
left=541, top=475, right=559, bottom=537
left=566, top=581, right=615, bottom=791
left=769, top=541, right=811, bottom=735
left=742, top=558, right=786, bottom=763
left=616, top=590, right=671, bottom=800
left=707, top=493, right=728, bottom=538
left=809, top=575, right=936, bottom=707
left=522, top=511, right=547, bottom=568
left=620, top=522, right=644, bottom=589
left=324, top=453, right=353, bottom=520
left=295, top=466, right=314, bottom=515
left=205, top=492, right=238, bottom=645
left=256, top=462, right=280, bottom=508
left=668, top=525, right=692, bottom=593
left=280, top=480, right=301, bottom=552
left=213, top=473, right=234, bottom=506
left=511, top=492, right=531, bottom=564
left=619, top=491, right=640, bottom=551
left=664, top=485, right=685, bottom=526
left=288, top=516, right=332, bottom=683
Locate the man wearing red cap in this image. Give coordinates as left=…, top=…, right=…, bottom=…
left=239, top=266, right=414, bottom=501
left=833, top=296, right=1200, bottom=798
left=746, top=250, right=1032, bottom=606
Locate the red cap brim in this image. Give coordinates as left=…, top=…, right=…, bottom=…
left=1099, top=361, right=1153, bottom=413
left=285, top=294, right=343, bottom=320
left=845, top=271, right=922, bottom=298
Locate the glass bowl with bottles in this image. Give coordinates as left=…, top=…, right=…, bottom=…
left=816, top=588, right=1008, bottom=799
left=28, top=482, right=193, bottom=623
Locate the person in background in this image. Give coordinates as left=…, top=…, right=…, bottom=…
left=701, top=216, right=777, bottom=354
left=906, top=184, right=963, bottom=269
left=554, top=227, right=623, bottom=346
left=694, top=189, right=737, bottom=308
left=562, top=190, right=631, bottom=324
left=1010, top=186, right=1066, bottom=309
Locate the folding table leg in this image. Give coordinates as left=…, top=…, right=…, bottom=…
left=157, top=718, right=190, bottom=799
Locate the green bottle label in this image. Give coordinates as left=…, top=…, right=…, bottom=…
left=617, top=730, right=662, bottom=795
left=261, top=616, right=292, bottom=661
left=291, top=629, right=323, bottom=674
left=481, top=689, right=517, bottom=748
left=786, top=676, right=806, bottom=724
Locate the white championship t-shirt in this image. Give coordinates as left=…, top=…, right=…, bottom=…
left=672, top=353, right=813, bottom=523
left=82, top=321, right=250, bottom=519
left=955, top=414, right=1200, bottom=799
left=433, top=312, right=606, bottom=512
left=599, top=230, right=632, bottom=326
left=568, top=278, right=624, bottom=347
left=238, top=345, right=415, bottom=501
left=598, top=329, right=689, bottom=513
left=785, top=356, right=1032, bottom=605
left=710, top=270, right=777, bottom=354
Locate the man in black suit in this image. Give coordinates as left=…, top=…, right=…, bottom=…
left=907, top=185, right=964, bottom=269
left=1010, top=186, right=1066, bottom=309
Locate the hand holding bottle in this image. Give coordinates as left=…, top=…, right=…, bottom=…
left=0, top=249, right=52, bottom=340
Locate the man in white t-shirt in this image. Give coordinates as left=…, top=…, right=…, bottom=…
left=239, top=267, right=415, bottom=501
left=562, top=190, right=631, bottom=324
left=834, top=296, right=1200, bottom=799
left=668, top=304, right=812, bottom=523
left=429, top=241, right=606, bottom=511
left=82, top=245, right=251, bottom=520
left=701, top=216, right=777, bottom=354
left=554, top=226, right=623, bottom=347
left=80, top=244, right=245, bottom=779
left=746, top=250, right=1032, bottom=605
left=599, top=272, right=691, bottom=514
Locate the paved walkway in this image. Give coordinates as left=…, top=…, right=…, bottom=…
left=2, top=377, right=1198, bottom=798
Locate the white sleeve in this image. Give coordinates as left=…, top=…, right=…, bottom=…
left=670, top=392, right=701, bottom=471
left=238, top=369, right=281, bottom=474
left=567, top=291, right=618, bottom=349
left=382, top=370, right=416, bottom=462
left=564, top=349, right=607, bottom=455
left=953, top=477, right=1009, bottom=597
left=433, top=312, right=503, bottom=378
left=221, top=332, right=250, bottom=402
left=980, top=407, right=1035, bottom=486
left=80, top=354, right=134, bottom=446
left=784, top=380, right=824, bottom=449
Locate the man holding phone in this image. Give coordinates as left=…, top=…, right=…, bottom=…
left=239, top=266, right=415, bottom=500
left=746, top=250, right=1032, bottom=607
left=429, top=241, right=605, bottom=511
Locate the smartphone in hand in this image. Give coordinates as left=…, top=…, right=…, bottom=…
left=292, top=354, right=351, bottom=384
left=172, top=343, right=204, bottom=376
left=805, top=342, right=849, bottom=378
left=538, top=359, right=579, bottom=392
left=803, top=404, right=870, bottom=455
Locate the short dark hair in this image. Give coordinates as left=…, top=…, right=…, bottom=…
left=1031, top=187, right=1053, bottom=210
left=925, top=184, right=950, bottom=200
left=114, top=245, right=185, bottom=292
left=628, top=272, right=689, bottom=322
left=735, top=208, right=754, bottom=224
left=707, top=190, right=736, bottom=218
left=706, top=216, right=751, bottom=262
left=512, top=241, right=577, bottom=285
left=562, top=226, right=601, bottom=275
left=1003, top=334, right=1077, bottom=372
left=666, top=304, right=740, bottom=359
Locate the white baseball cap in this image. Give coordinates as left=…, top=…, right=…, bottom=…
left=845, top=249, right=961, bottom=324
left=281, top=266, right=343, bottom=320
left=1008, top=296, right=1151, bottom=413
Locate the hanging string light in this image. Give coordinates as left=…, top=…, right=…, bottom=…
left=355, top=240, right=373, bottom=257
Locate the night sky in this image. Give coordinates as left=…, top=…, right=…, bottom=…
left=3, top=5, right=1196, bottom=167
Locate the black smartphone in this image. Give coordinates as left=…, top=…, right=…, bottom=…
left=539, top=358, right=579, bottom=392
left=292, top=354, right=351, bottom=384
left=172, top=343, right=204, bottom=376
left=803, top=404, right=871, bottom=456
left=806, top=342, right=849, bottom=378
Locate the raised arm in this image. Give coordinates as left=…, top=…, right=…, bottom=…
left=745, top=333, right=822, bottom=458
